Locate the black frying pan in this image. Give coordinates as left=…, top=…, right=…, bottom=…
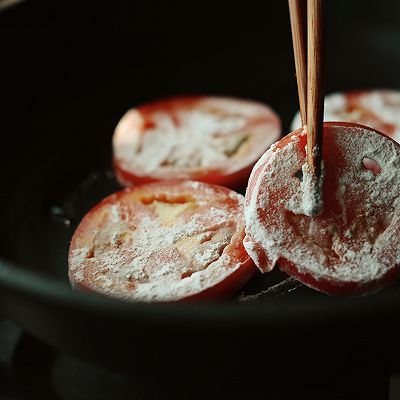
left=1, top=1, right=400, bottom=394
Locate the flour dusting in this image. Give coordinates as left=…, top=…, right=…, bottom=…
left=244, top=124, right=400, bottom=291
left=291, top=90, right=400, bottom=143
left=69, top=181, right=249, bottom=302
left=287, top=161, right=324, bottom=217
left=113, top=96, right=281, bottom=180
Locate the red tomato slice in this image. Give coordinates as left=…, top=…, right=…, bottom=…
left=244, top=122, right=400, bottom=296
left=68, top=181, right=257, bottom=302
left=113, top=96, right=281, bottom=190
left=291, top=90, right=400, bottom=143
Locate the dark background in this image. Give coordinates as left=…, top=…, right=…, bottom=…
left=1, top=0, right=400, bottom=263
left=1, top=2, right=400, bottom=399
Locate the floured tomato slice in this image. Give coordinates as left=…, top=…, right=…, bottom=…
left=291, top=90, right=400, bottom=143
left=113, top=96, right=281, bottom=189
left=244, top=122, right=400, bottom=296
left=68, top=181, right=257, bottom=302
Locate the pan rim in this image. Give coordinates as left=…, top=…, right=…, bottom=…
left=1, top=257, right=399, bottom=330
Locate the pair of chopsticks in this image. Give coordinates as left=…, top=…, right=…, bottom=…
left=289, top=0, right=325, bottom=203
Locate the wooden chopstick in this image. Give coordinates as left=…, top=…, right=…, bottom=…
left=289, top=0, right=325, bottom=215
left=306, top=0, right=324, bottom=177
left=288, top=0, right=307, bottom=127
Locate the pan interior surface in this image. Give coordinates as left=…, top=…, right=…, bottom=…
left=2, top=2, right=400, bottom=380
left=1, top=2, right=400, bottom=316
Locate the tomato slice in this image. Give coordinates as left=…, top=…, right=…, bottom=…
left=244, top=122, right=400, bottom=296
left=291, top=90, right=400, bottom=143
left=113, top=96, right=281, bottom=190
left=68, top=181, right=257, bottom=302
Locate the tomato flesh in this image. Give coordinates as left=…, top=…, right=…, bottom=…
left=244, top=122, right=400, bottom=296
left=113, top=96, right=281, bottom=190
left=291, top=90, right=400, bottom=143
left=69, top=181, right=257, bottom=302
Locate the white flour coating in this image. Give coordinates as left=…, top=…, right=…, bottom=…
left=113, top=97, right=280, bottom=179
left=244, top=124, right=400, bottom=286
left=287, top=161, right=324, bottom=217
left=69, top=182, right=246, bottom=302
left=291, top=90, right=400, bottom=143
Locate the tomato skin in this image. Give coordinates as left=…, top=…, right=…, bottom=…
left=69, top=180, right=257, bottom=302
left=113, top=96, right=281, bottom=190
left=244, top=122, right=400, bottom=296
left=278, top=258, right=400, bottom=297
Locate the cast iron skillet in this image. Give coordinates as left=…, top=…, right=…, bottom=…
left=1, top=1, right=400, bottom=385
